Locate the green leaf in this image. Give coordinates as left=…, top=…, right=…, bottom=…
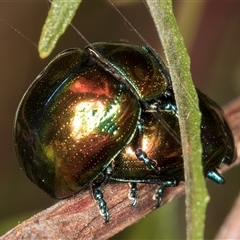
left=145, top=1, right=209, bottom=240
left=38, top=0, right=81, bottom=58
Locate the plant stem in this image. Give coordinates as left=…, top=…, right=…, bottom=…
left=145, top=1, right=208, bottom=239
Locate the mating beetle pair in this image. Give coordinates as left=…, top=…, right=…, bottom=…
left=14, top=42, right=236, bottom=221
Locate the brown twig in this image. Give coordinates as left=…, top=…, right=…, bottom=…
left=214, top=97, right=240, bottom=240
left=1, top=97, right=240, bottom=240
left=215, top=192, right=240, bottom=240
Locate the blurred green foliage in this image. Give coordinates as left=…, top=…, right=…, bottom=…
left=1, top=1, right=240, bottom=238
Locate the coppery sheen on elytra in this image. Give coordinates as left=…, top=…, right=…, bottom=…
left=14, top=42, right=236, bottom=221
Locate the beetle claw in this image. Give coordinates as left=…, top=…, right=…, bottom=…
left=206, top=169, right=225, bottom=185
left=129, top=182, right=138, bottom=207
left=93, top=187, right=109, bottom=222
left=92, top=167, right=113, bottom=222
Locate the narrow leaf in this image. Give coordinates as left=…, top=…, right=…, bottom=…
left=38, top=0, right=81, bottom=58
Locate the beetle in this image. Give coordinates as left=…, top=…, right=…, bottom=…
left=108, top=89, right=235, bottom=208
left=14, top=42, right=236, bottom=222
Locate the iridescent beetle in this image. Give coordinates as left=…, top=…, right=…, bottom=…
left=14, top=42, right=236, bottom=221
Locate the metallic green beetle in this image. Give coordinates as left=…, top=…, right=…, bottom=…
left=14, top=42, right=236, bottom=222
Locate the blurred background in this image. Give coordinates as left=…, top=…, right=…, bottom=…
left=1, top=0, right=240, bottom=239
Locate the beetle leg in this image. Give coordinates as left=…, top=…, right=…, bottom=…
left=134, top=121, right=160, bottom=173
left=155, top=180, right=179, bottom=208
left=206, top=169, right=225, bottom=185
left=155, top=185, right=164, bottom=208
left=92, top=167, right=113, bottom=222
left=129, top=182, right=138, bottom=207
left=135, top=148, right=160, bottom=173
